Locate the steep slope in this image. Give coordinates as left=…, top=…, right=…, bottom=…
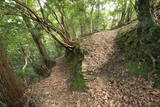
left=25, top=24, right=160, bottom=107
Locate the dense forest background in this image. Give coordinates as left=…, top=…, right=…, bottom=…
left=0, top=0, right=139, bottom=84
left=0, top=0, right=160, bottom=106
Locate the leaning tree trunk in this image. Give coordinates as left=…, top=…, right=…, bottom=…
left=0, top=44, right=24, bottom=107
left=23, top=17, right=55, bottom=70
left=124, top=7, right=133, bottom=23
left=118, top=1, right=127, bottom=26
left=118, top=11, right=126, bottom=26
left=13, top=0, right=86, bottom=90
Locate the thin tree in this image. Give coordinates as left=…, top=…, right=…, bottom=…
left=23, top=16, right=55, bottom=69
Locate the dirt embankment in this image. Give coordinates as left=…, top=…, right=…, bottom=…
left=25, top=23, right=160, bottom=107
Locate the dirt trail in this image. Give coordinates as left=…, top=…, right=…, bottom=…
left=25, top=26, right=160, bottom=107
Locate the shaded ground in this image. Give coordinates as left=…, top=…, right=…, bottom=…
left=25, top=23, right=160, bottom=107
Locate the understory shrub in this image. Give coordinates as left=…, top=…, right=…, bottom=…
left=16, top=67, right=43, bottom=84
left=116, top=23, right=160, bottom=88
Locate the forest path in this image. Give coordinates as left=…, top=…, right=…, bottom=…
left=25, top=24, right=160, bottom=107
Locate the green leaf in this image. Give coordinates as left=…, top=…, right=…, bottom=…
left=0, top=0, right=5, bottom=4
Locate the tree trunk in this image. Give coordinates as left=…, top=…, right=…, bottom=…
left=136, top=0, right=153, bottom=25
left=118, top=11, right=126, bottom=26
left=80, top=21, right=84, bottom=36
left=0, top=44, right=24, bottom=107
left=136, top=0, right=155, bottom=36
left=23, top=17, right=55, bottom=70
left=90, top=5, right=94, bottom=33
left=118, top=1, right=127, bottom=26
left=125, top=7, right=133, bottom=23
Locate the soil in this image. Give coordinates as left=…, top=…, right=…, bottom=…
left=24, top=23, right=160, bottom=107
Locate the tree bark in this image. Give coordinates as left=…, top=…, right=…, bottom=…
left=23, top=16, right=56, bottom=69
left=90, top=5, right=94, bottom=33
left=0, top=44, right=24, bottom=107
left=13, top=0, right=75, bottom=50
left=136, top=0, right=153, bottom=25
left=136, top=0, right=154, bottom=35
left=125, top=7, right=133, bottom=23
left=118, top=1, right=127, bottom=26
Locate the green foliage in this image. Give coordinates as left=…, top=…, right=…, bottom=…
left=116, top=26, right=140, bottom=60
left=116, top=22, right=160, bottom=88
left=16, top=68, right=43, bottom=84
left=154, top=79, right=160, bottom=89
left=0, top=5, right=64, bottom=84
left=1, top=0, right=159, bottom=89
left=43, top=34, right=65, bottom=59
left=71, top=71, right=86, bottom=91
left=127, top=61, right=151, bottom=76
left=106, top=0, right=136, bottom=28
left=116, top=27, right=152, bottom=76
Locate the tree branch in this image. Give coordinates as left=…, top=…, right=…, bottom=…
left=12, top=0, right=74, bottom=49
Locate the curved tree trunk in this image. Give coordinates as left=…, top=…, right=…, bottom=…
left=23, top=17, right=56, bottom=70
left=0, top=44, right=24, bottom=107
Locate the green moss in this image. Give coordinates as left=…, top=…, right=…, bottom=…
left=65, top=45, right=87, bottom=91
left=154, top=79, right=160, bottom=89
left=116, top=26, right=142, bottom=61
left=115, top=23, right=160, bottom=88
left=16, top=68, right=43, bottom=84
left=127, top=61, right=151, bottom=76
left=71, top=71, right=87, bottom=91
